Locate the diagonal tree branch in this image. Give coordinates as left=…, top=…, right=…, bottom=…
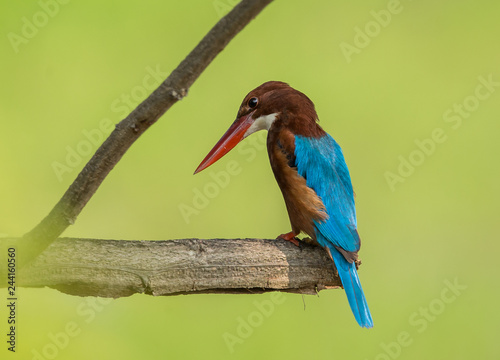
left=18, top=0, right=273, bottom=266
left=3, top=238, right=342, bottom=298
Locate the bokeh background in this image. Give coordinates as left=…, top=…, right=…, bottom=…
left=1, top=0, right=499, bottom=359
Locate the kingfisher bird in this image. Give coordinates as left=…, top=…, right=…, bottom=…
left=194, top=81, right=373, bottom=328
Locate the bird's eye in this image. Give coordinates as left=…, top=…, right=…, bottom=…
left=248, top=97, right=258, bottom=108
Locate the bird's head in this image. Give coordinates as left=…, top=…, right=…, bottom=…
left=194, top=81, right=318, bottom=174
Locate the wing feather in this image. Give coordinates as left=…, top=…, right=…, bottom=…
left=294, top=134, right=360, bottom=253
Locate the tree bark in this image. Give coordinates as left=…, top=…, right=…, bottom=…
left=18, top=0, right=274, bottom=267
left=3, top=238, right=342, bottom=298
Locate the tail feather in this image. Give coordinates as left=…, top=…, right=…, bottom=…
left=327, top=244, right=373, bottom=328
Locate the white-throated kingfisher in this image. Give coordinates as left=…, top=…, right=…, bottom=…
left=194, top=81, right=373, bottom=328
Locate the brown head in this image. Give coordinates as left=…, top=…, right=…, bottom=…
left=194, top=81, right=323, bottom=174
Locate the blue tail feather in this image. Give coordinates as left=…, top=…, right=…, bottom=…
left=326, top=243, right=373, bottom=328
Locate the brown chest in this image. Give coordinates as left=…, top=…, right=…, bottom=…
left=267, top=130, right=327, bottom=238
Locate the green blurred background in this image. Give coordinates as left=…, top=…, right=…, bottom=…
left=1, top=0, right=499, bottom=359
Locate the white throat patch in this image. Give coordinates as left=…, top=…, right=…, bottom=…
left=244, top=113, right=278, bottom=138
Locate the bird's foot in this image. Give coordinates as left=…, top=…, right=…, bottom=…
left=277, top=231, right=300, bottom=247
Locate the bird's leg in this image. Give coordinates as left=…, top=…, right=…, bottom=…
left=277, top=231, right=300, bottom=246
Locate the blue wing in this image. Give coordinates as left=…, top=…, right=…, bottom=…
left=294, top=134, right=360, bottom=252
left=295, top=134, right=373, bottom=328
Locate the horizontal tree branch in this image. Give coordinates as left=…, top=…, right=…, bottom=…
left=4, top=238, right=343, bottom=298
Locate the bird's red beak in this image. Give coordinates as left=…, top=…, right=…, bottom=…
left=194, top=111, right=255, bottom=174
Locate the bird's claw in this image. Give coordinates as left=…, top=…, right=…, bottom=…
left=277, top=231, right=300, bottom=247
